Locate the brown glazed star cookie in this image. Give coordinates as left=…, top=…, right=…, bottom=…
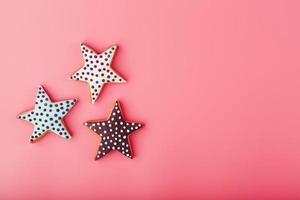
left=84, top=101, right=143, bottom=160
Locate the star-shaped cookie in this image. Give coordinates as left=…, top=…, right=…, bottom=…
left=70, top=44, right=126, bottom=104
left=18, top=86, right=77, bottom=142
left=84, top=101, right=143, bottom=160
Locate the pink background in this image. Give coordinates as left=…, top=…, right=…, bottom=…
left=1, top=0, right=300, bottom=199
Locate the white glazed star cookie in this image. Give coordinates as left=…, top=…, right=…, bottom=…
left=70, top=44, right=126, bottom=104
left=18, top=86, right=77, bottom=142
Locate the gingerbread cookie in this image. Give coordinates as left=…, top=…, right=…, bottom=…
left=70, top=44, right=126, bottom=104
left=18, top=86, right=77, bottom=142
left=84, top=101, right=143, bottom=160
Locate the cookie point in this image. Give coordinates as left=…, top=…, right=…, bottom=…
left=119, top=78, right=126, bottom=83
left=70, top=99, right=77, bottom=105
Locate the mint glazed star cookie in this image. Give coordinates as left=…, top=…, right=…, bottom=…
left=18, top=86, right=77, bottom=142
